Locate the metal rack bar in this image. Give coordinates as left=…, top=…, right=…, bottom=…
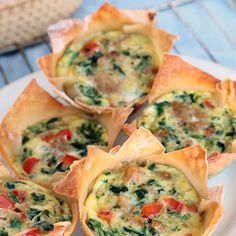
left=168, top=2, right=218, bottom=62
left=226, top=0, right=236, bottom=11
left=196, top=0, right=236, bottom=49
left=0, top=64, right=9, bottom=85
left=18, top=45, right=34, bottom=73
left=150, top=0, right=195, bottom=11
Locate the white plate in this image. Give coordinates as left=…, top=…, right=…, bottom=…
left=0, top=55, right=236, bottom=236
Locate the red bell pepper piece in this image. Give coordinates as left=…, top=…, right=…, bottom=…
left=186, top=204, right=198, bottom=213
left=22, top=157, right=40, bottom=175
left=60, top=154, right=80, bottom=166
left=165, top=198, right=184, bottom=212
left=42, top=129, right=72, bottom=142
left=22, top=228, right=41, bottom=236
left=21, top=212, right=27, bottom=221
left=203, top=99, right=215, bottom=109
left=141, top=201, right=163, bottom=218
left=0, top=195, right=14, bottom=209
left=13, top=189, right=26, bottom=203
left=97, top=209, right=112, bottom=224
left=81, top=42, right=101, bottom=55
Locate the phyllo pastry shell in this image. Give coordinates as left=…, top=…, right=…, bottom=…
left=124, top=55, right=236, bottom=176
left=0, top=163, right=78, bottom=236
left=0, top=79, right=132, bottom=187
left=54, top=127, right=223, bottom=236
left=38, top=3, right=176, bottom=114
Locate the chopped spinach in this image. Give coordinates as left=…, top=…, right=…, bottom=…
left=171, top=225, right=181, bottom=232
left=87, top=219, right=107, bottom=235
left=147, top=179, right=155, bottom=186
left=0, top=230, right=8, bottom=236
left=176, top=92, right=199, bottom=104
left=10, top=218, right=21, bottom=229
left=78, top=84, right=102, bottom=105
left=36, top=221, right=54, bottom=233
left=70, top=141, right=87, bottom=157
left=65, top=48, right=79, bottom=65
left=216, top=141, right=225, bottom=152
left=27, top=208, right=41, bottom=220
left=158, top=119, right=167, bottom=129
left=28, top=126, right=42, bottom=135
left=135, top=55, right=151, bottom=72
left=56, top=197, right=64, bottom=206
left=180, top=214, right=190, bottom=221
left=47, top=156, right=57, bottom=166
left=31, top=192, right=46, bottom=203
left=169, top=188, right=180, bottom=197
left=157, top=186, right=165, bottom=194
left=124, top=226, right=144, bottom=236
left=9, top=191, right=19, bottom=203
left=148, top=163, right=157, bottom=171
left=143, top=223, right=157, bottom=235
left=4, top=182, right=16, bottom=189
left=55, top=162, right=69, bottom=172
left=42, top=117, right=61, bottom=130
left=40, top=167, right=55, bottom=175
left=121, top=50, right=130, bottom=56
left=109, top=185, right=128, bottom=194
left=78, top=51, right=103, bottom=76
left=191, top=134, right=204, bottom=139
left=22, top=135, right=29, bottom=145
left=112, top=62, right=125, bottom=75
left=135, top=188, right=148, bottom=200
left=89, top=51, right=103, bottom=64
left=78, top=61, right=93, bottom=76
left=20, top=148, right=33, bottom=163
left=226, top=130, right=236, bottom=137
left=47, top=117, right=60, bottom=124
left=77, top=120, right=104, bottom=144
left=154, top=101, right=170, bottom=116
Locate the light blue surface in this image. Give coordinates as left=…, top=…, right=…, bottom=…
left=0, top=0, right=236, bottom=87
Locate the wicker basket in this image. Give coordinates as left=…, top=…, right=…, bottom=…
left=0, top=0, right=82, bottom=50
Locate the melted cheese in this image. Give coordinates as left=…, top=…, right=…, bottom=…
left=14, top=116, right=108, bottom=183
left=0, top=178, right=71, bottom=235
left=56, top=30, right=158, bottom=107
left=85, top=163, right=202, bottom=236
left=138, top=91, right=236, bottom=155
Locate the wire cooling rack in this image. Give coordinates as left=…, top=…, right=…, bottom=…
left=0, top=0, right=235, bottom=87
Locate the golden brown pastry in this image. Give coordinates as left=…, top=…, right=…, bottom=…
left=38, top=3, right=176, bottom=113
left=0, top=80, right=131, bottom=187
left=54, top=127, right=223, bottom=236
left=124, top=55, right=236, bottom=176
left=0, top=163, right=78, bottom=236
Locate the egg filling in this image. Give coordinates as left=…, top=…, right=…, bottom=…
left=56, top=30, right=158, bottom=107
left=85, top=162, right=202, bottom=236
left=15, top=116, right=108, bottom=183
left=138, top=91, right=236, bottom=156
left=0, top=178, right=71, bottom=235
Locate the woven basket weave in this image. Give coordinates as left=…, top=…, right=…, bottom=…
left=0, top=0, right=82, bottom=50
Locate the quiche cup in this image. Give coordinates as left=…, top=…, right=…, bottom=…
left=38, top=3, right=176, bottom=114
left=0, top=163, right=78, bottom=236
left=0, top=79, right=132, bottom=187
left=54, top=127, right=223, bottom=236
left=124, top=55, right=236, bottom=176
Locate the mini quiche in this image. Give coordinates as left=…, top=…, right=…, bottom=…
left=38, top=3, right=176, bottom=113
left=0, top=79, right=131, bottom=186
left=54, top=127, right=223, bottom=236
left=123, top=55, right=236, bottom=176
left=0, top=163, right=78, bottom=236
